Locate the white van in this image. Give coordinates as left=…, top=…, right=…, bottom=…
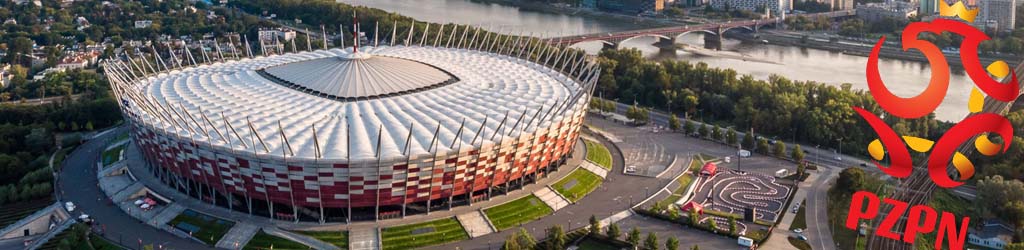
left=737, top=236, right=754, bottom=247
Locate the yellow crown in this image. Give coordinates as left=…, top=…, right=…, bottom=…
left=939, top=0, right=979, bottom=22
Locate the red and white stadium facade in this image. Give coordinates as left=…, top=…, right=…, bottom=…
left=104, top=22, right=600, bottom=222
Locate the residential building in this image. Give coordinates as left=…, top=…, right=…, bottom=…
left=54, top=51, right=100, bottom=70
left=134, top=20, right=153, bottom=29
left=832, top=0, right=853, bottom=10
left=980, top=0, right=1015, bottom=31
left=710, top=0, right=791, bottom=16
left=257, top=28, right=297, bottom=42
left=32, top=67, right=65, bottom=81
left=857, top=1, right=917, bottom=22
left=596, top=0, right=666, bottom=14
left=0, top=64, right=11, bottom=88
left=967, top=220, right=1014, bottom=250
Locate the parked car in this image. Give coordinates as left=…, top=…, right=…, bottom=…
left=64, top=202, right=76, bottom=212
left=792, top=228, right=803, bottom=234
left=797, top=235, right=808, bottom=241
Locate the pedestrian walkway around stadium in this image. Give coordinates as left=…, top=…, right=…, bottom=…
left=100, top=135, right=598, bottom=249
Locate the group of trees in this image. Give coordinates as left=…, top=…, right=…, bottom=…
left=596, top=48, right=944, bottom=158
left=784, top=15, right=832, bottom=31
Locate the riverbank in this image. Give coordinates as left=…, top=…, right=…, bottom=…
left=465, top=0, right=693, bottom=29
left=743, top=30, right=1020, bottom=68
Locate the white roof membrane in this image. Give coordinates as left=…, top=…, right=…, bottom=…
left=135, top=46, right=585, bottom=161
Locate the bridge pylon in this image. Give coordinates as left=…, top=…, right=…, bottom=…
left=704, top=26, right=724, bottom=51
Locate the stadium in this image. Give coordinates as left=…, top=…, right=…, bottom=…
left=103, top=24, right=599, bottom=222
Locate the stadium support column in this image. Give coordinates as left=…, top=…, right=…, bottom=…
left=401, top=123, right=415, bottom=218
left=486, top=112, right=510, bottom=201
left=222, top=113, right=253, bottom=215
left=466, top=117, right=489, bottom=206
left=448, top=119, right=467, bottom=210
left=374, top=125, right=383, bottom=222
left=305, top=29, right=313, bottom=52
left=433, top=24, right=446, bottom=47
left=321, top=25, right=328, bottom=49
left=425, top=122, right=442, bottom=215
left=279, top=122, right=299, bottom=222
left=391, top=21, right=398, bottom=47
left=345, top=120, right=352, bottom=223
left=311, top=124, right=326, bottom=224
left=247, top=117, right=275, bottom=220
left=446, top=25, right=460, bottom=48
left=405, top=22, right=415, bottom=46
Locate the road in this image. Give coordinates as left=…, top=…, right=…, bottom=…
left=609, top=101, right=867, bottom=169
left=57, top=126, right=214, bottom=250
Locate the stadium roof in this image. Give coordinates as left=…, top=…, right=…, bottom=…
left=136, top=46, right=587, bottom=161
left=262, top=54, right=456, bottom=99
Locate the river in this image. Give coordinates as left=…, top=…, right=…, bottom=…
left=340, top=0, right=975, bottom=121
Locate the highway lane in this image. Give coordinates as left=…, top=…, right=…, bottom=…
left=57, top=126, right=213, bottom=250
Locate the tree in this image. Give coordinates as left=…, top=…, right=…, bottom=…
left=691, top=245, right=700, bottom=250
left=708, top=219, right=718, bottom=231
left=1005, top=242, right=1024, bottom=250
left=589, top=215, right=601, bottom=235
left=684, top=120, right=696, bottom=135
left=85, top=121, right=94, bottom=131
left=516, top=228, right=536, bottom=249
left=835, top=167, right=867, bottom=196
left=792, top=144, right=805, bottom=162
left=757, top=138, right=770, bottom=154
left=689, top=209, right=700, bottom=226
left=606, top=223, right=621, bottom=240
left=665, top=237, right=679, bottom=250
left=627, top=227, right=642, bottom=246
left=543, top=225, right=566, bottom=250
left=644, top=232, right=659, bottom=250
left=797, top=162, right=807, bottom=179
left=729, top=217, right=738, bottom=235
left=502, top=233, right=522, bottom=250
left=25, top=128, right=51, bottom=153
left=669, top=114, right=681, bottom=131
left=742, top=132, right=755, bottom=149
left=711, top=125, right=723, bottom=141
left=698, top=124, right=710, bottom=138
left=726, top=128, right=738, bottom=146
left=773, top=142, right=786, bottom=158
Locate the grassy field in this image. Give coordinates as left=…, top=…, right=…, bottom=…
left=914, top=189, right=974, bottom=250
left=101, top=143, right=127, bottom=167
left=790, top=200, right=807, bottom=230
left=243, top=230, right=309, bottom=250
left=0, top=198, right=54, bottom=229
left=788, top=236, right=812, bottom=250
left=827, top=175, right=888, bottom=250
left=168, top=209, right=235, bottom=245
left=696, top=153, right=718, bottom=162
left=552, top=169, right=603, bottom=202
left=484, top=195, right=553, bottom=230
left=584, top=140, right=613, bottom=170
left=36, top=226, right=76, bottom=250
left=688, top=158, right=704, bottom=172
left=89, top=235, right=124, bottom=250
left=54, top=146, right=76, bottom=171
left=654, top=174, right=694, bottom=209
left=576, top=237, right=620, bottom=250
left=293, top=231, right=347, bottom=249
left=381, top=217, right=468, bottom=250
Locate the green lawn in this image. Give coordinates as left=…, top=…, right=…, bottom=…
left=788, top=236, right=812, bottom=250
left=381, top=217, right=468, bottom=250
left=654, top=174, right=694, bottom=209
left=914, top=189, right=975, bottom=250
left=688, top=158, right=703, bottom=172
left=484, top=195, right=554, bottom=230
left=89, top=235, right=124, bottom=250
left=293, top=231, right=347, bottom=249
left=552, top=169, right=603, bottom=202
left=584, top=140, right=613, bottom=170
left=36, top=226, right=77, bottom=250
left=101, top=143, right=127, bottom=167
left=696, top=153, right=718, bottom=162
left=54, top=146, right=76, bottom=171
left=168, top=209, right=236, bottom=245
left=0, top=198, right=54, bottom=229
left=790, top=200, right=807, bottom=230
left=576, top=237, right=621, bottom=250
left=244, top=230, right=309, bottom=250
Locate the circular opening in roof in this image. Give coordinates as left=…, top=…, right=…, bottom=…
left=259, top=52, right=457, bottom=100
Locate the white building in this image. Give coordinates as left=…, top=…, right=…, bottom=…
left=710, top=0, right=791, bottom=17
left=856, top=1, right=917, bottom=22
left=980, top=0, right=1015, bottom=31
left=967, top=220, right=1014, bottom=250
left=134, top=20, right=153, bottom=29
left=258, top=28, right=297, bottom=42
left=0, top=64, right=12, bottom=88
